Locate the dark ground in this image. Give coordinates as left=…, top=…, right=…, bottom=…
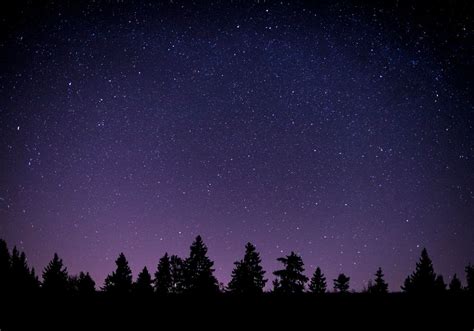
left=1, top=293, right=473, bottom=330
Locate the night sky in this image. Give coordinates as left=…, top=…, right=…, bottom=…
left=1, top=1, right=473, bottom=291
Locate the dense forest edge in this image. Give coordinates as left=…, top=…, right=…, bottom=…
left=1, top=236, right=473, bottom=329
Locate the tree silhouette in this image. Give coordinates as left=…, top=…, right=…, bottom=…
left=170, top=255, right=185, bottom=294
left=434, top=274, right=446, bottom=292
left=134, top=266, right=153, bottom=295
left=154, top=253, right=172, bottom=295
left=228, top=242, right=266, bottom=294
left=466, top=263, right=474, bottom=294
left=0, top=239, right=10, bottom=294
left=76, top=271, right=96, bottom=295
left=333, top=273, right=350, bottom=293
left=309, top=267, right=327, bottom=294
left=103, top=253, right=133, bottom=295
left=368, top=267, right=388, bottom=294
left=42, top=253, right=69, bottom=294
left=273, top=251, right=308, bottom=294
left=448, top=274, right=462, bottom=293
left=10, top=247, right=40, bottom=294
left=183, top=236, right=219, bottom=294
left=402, top=248, right=437, bottom=294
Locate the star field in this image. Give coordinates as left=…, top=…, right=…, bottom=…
left=0, top=1, right=473, bottom=290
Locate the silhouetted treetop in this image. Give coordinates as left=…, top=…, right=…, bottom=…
left=448, top=274, right=462, bottom=293
left=154, top=253, right=172, bottom=295
left=368, top=267, right=388, bottom=294
left=228, top=242, right=266, bottom=294
left=402, top=248, right=438, bottom=294
left=333, top=273, right=350, bottom=293
left=103, top=252, right=133, bottom=295
left=309, top=267, right=327, bottom=294
left=466, top=264, right=474, bottom=294
left=42, top=253, right=69, bottom=294
left=184, top=236, right=219, bottom=294
left=134, top=266, right=153, bottom=295
left=273, top=251, right=308, bottom=294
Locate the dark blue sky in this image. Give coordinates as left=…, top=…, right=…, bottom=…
left=0, top=1, right=473, bottom=290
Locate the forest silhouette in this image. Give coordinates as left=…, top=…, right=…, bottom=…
left=0, top=236, right=473, bottom=329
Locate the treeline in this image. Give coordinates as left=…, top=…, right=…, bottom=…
left=1, top=236, right=473, bottom=297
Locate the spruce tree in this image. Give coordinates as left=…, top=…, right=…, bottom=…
left=10, top=247, right=39, bottom=294
left=42, top=253, right=69, bottom=294
left=134, top=266, right=153, bottom=295
left=154, top=253, right=172, bottom=294
left=309, top=267, right=327, bottom=294
left=170, top=255, right=185, bottom=293
left=434, top=274, right=446, bottom=292
left=333, top=273, right=350, bottom=293
left=103, top=253, right=133, bottom=295
left=273, top=251, right=308, bottom=294
left=448, top=274, right=462, bottom=293
left=402, top=248, right=437, bottom=293
left=77, top=272, right=96, bottom=295
left=183, top=236, right=218, bottom=293
left=228, top=242, right=266, bottom=294
left=369, top=267, right=388, bottom=294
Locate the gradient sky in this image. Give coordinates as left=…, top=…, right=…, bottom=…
left=0, top=1, right=473, bottom=291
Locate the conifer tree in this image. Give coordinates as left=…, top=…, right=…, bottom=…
left=183, top=236, right=219, bottom=293
left=402, top=248, right=437, bottom=293
left=42, top=253, right=69, bottom=294
left=309, top=267, right=327, bottom=294
left=103, top=253, right=133, bottom=295
left=448, top=274, right=462, bottom=293
left=273, top=251, right=308, bottom=294
left=154, top=253, right=172, bottom=294
left=368, top=267, right=388, bottom=294
left=228, top=243, right=266, bottom=294
left=134, top=266, right=153, bottom=295
left=333, top=273, right=350, bottom=293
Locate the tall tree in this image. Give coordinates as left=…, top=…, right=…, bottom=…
left=154, top=253, right=172, bottom=295
left=466, top=263, right=474, bottom=294
left=368, top=267, right=388, bottom=294
left=273, top=251, right=308, bottom=294
left=170, top=255, right=185, bottom=294
left=134, top=267, right=153, bottom=295
left=434, top=274, right=446, bottom=292
left=333, top=274, right=350, bottom=293
left=10, top=247, right=39, bottom=294
left=0, top=239, right=10, bottom=294
left=77, top=272, right=96, bottom=295
left=309, top=267, right=327, bottom=294
left=402, top=248, right=437, bottom=293
left=448, top=274, right=462, bottom=293
left=228, top=242, right=266, bottom=294
left=184, top=236, right=219, bottom=293
left=42, top=253, right=69, bottom=294
left=103, top=253, right=133, bottom=295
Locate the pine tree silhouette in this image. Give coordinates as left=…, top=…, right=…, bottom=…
left=103, top=253, right=133, bottom=295
left=273, top=251, right=308, bottom=294
left=134, top=266, right=153, bottom=295
left=309, top=267, right=327, bottom=294
left=434, top=274, right=446, bottom=292
left=466, top=263, right=474, bottom=294
left=368, top=267, right=388, bottom=294
left=170, top=255, right=185, bottom=294
left=154, top=253, right=172, bottom=295
left=42, top=253, right=69, bottom=295
left=10, top=247, right=40, bottom=294
left=402, top=248, right=437, bottom=294
left=448, top=274, right=462, bottom=293
left=0, top=239, right=10, bottom=295
left=183, top=236, right=219, bottom=294
left=228, top=242, right=266, bottom=294
left=76, top=271, right=96, bottom=295
left=333, top=273, right=350, bottom=293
